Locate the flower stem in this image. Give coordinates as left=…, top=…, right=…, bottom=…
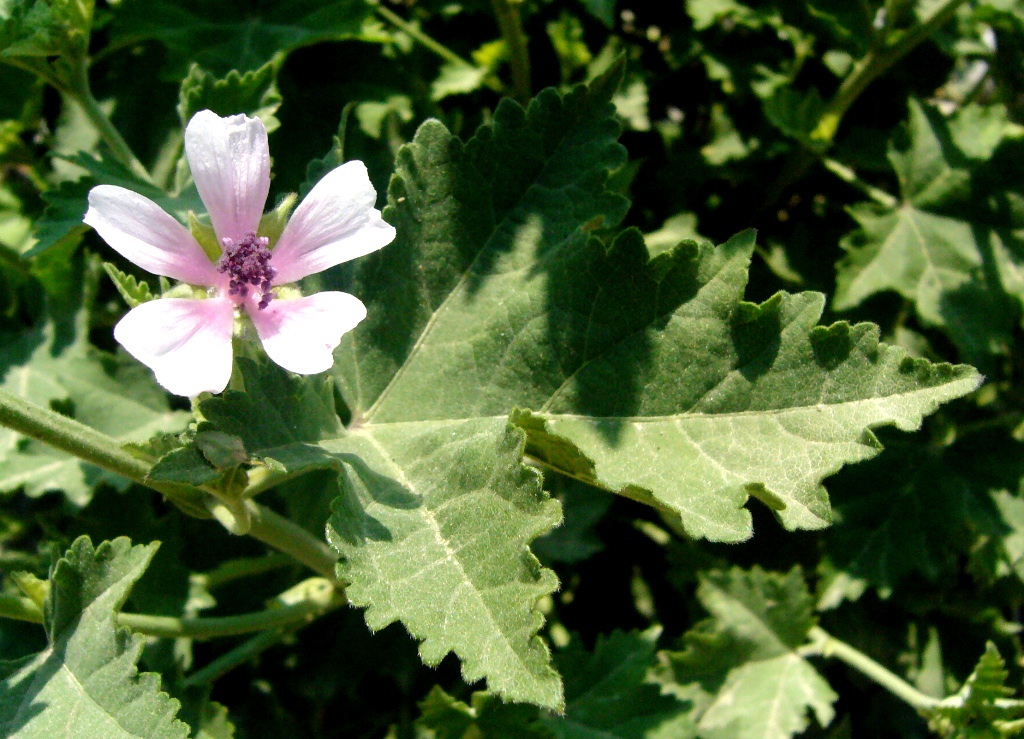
left=805, top=626, right=940, bottom=710
left=490, top=0, right=532, bottom=105
left=0, top=389, right=340, bottom=582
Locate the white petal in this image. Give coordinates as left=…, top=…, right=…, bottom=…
left=114, top=298, right=235, bottom=397
left=270, top=161, right=396, bottom=284
left=185, top=110, right=270, bottom=242
left=85, top=186, right=222, bottom=286
left=249, top=292, right=366, bottom=375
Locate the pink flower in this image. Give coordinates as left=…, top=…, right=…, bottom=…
left=83, top=110, right=395, bottom=397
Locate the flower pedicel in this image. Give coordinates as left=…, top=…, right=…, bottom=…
left=83, top=110, right=395, bottom=397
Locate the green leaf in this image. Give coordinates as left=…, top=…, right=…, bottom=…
left=532, top=479, right=612, bottom=564
left=577, top=0, right=615, bottom=27
left=0, top=0, right=93, bottom=61
left=156, top=66, right=979, bottom=709
left=313, top=65, right=978, bottom=543
left=150, top=358, right=565, bottom=709
left=834, top=99, right=1024, bottom=366
left=0, top=309, right=189, bottom=505
left=544, top=629, right=696, bottom=738
left=657, top=567, right=836, bottom=739
left=0, top=536, right=189, bottom=738
left=102, top=262, right=154, bottom=308
left=416, top=686, right=553, bottom=739
left=430, top=62, right=490, bottom=101
left=927, top=643, right=1024, bottom=738
left=177, top=60, right=283, bottom=132
left=819, top=430, right=1024, bottom=607
left=30, top=152, right=203, bottom=257
left=108, top=0, right=376, bottom=74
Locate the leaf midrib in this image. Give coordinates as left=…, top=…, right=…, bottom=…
left=351, top=376, right=976, bottom=430
left=355, top=430, right=543, bottom=684
left=362, top=102, right=611, bottom=423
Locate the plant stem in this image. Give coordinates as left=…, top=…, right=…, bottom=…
left=0, top=389, right=340, bottom=582
left=181, top=629, right=289, bottom=687
left=0, top=582, right=345, bottom=639
left=806, top=626, right=939, bottom=710
left=0, top=388, right=159, bottom=490
left=65, top=59, right=154, bottom=184
left=761, top=0, right=967, bottom=211
left=375, top=4, right=471, bottom=69
left=822, top=157, right=899, bottom=208
left=490, top=0, right=532, bottom=105
left=247, top=504, right=340, bottom=582
left=811, top=0, right=969, bottom=145
left=374, top=4, right=506, bottom=95
left=194, top=553, right=293, bottom=591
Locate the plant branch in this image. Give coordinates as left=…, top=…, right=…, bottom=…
left=181, top=629, right=289, bottom=687
left=0, top=389, right=340, bottom=582
left=490, top=0, right=531, bottom=105
left=374, top=4, right=505, bottom=95
left=811, top=0, right=969, bottom=146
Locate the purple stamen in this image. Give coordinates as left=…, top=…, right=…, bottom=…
left=217, top=232, right=276, bottom=309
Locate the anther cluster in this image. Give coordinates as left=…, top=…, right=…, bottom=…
left=218, top=231, right=276, bottom=310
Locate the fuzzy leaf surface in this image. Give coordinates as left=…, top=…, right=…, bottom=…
left=150, top=358, right=565, bottom=710
left=657, top=567, right=836, bottom=739
left=314, top=71, right=979, bottom=542
left=0, top=536, right=188, bottom=738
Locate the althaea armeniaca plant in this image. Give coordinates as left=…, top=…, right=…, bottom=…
left=83, top=110, right=395, bottom=396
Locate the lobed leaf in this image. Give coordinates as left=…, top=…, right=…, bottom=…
left=834, top=99, right=1024, bottom=367
left=657, top=567, right=836, bottom=739
left=0, top=536, right=189, bottom=738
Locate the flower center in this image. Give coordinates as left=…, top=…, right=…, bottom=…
left=217, top=231, right=276, bottom=310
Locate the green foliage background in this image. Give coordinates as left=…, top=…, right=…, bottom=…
left=2, top=0, right=1024, bottom=737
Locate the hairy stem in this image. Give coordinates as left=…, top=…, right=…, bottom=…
left=0, top=389, right=340, bottom=582
left=490, top=0, right=532, bottom=105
